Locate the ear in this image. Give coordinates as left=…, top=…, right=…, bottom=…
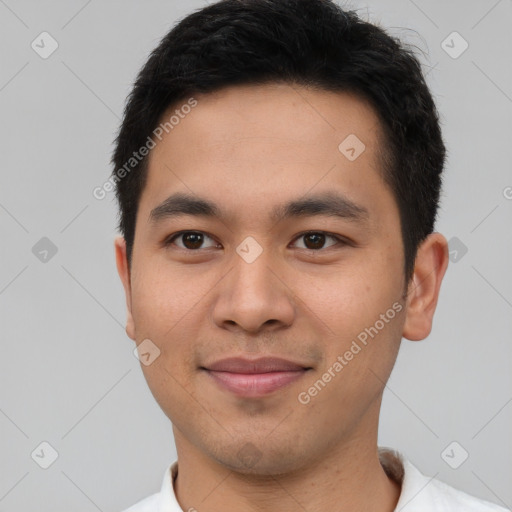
left=402, top=232, right=449, bottom=341
left=114, top=236, right=136, bottom=341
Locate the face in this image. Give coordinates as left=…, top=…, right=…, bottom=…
left=115, top=83, right=440, bottom=475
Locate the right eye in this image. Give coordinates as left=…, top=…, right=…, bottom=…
left=164, top=231, right=220, bottom=251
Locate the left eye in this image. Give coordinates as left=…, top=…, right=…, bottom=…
left=164, top=231, right=344, bottom=251
left=291, top=231, right=343, bottom=250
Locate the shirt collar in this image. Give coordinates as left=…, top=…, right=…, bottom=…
left=155, top=460, right=180, bottom=511
left=379, top=447, right=438, bottom=510
left=158, top=448, right=436, bottom=511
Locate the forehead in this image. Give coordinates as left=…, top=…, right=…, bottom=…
left=138, top=83, right=395, bottom=230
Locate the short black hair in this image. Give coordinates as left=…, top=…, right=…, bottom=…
left=112, top=0, right=446, bottom=284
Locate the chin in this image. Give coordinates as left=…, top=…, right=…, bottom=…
left=208, top=439, right=312, bottom=477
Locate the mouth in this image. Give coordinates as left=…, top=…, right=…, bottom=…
left=200, top=356, right=312, bottom=397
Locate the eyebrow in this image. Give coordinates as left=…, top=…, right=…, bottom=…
left=149, top=191, right=370, bottom=226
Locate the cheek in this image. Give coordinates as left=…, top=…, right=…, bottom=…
left=299, top=259, right=398, bottom=329
left=129, top=262, right=207, bottom=371
left=130, top=260, right=200, bottom=329
left=308, top=252, right=404, bottom=371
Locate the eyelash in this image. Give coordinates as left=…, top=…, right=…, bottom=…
left=163, top=230, right=349, bottom=252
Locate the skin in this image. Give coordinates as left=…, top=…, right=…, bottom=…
left=115, top=83, right=449, bottom=512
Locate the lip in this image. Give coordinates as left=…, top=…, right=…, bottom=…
left=201, top=357, right=311, bottom=397
left=204, top=356, right=309, bottom=373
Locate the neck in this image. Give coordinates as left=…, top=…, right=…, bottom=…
left=172, top=413, right=401, bottom=512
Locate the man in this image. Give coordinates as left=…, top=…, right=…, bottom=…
left=112, top=0, right=507, bottom=510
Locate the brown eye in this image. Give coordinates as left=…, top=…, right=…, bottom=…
left=165, top=231, right=218, bottom=250
left=164, top=230, right=345, bottom=252
left=292, top=232, right=342, bottom=250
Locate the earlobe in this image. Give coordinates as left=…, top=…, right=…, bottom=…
left=402, top=232, right=449, bottom=342
left=114, top=236, right=136, bottom=341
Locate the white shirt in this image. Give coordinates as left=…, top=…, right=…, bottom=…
left=120, top=448, right=508, bottom=511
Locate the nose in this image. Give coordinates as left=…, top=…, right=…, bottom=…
left=211, top=248, right=296, bottom=334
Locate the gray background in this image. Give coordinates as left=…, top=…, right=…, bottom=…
left=1, top=0, right=511, bottom=510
